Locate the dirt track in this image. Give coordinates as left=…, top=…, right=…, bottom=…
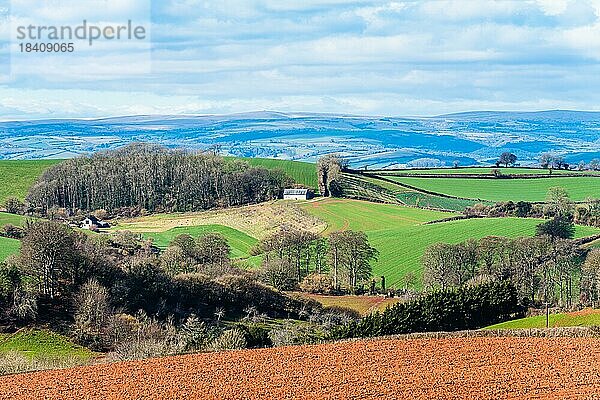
left=2, top=336, right=600, bottom=399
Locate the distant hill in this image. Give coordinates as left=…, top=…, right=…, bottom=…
left=1, top=110, right=599, bottom=168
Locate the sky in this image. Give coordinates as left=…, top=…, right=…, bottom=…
left=1, top=0, right=600, bottom=120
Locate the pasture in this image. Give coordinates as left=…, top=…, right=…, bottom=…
left=486, top=309, right=600, bottom=329
left=302, top=198, right=600, bottom=288
left=384, top=176, right=600, bottom=202
left=238, top=158, right=318, bottom=190
left=142, top=224, right=260, bottom=265
left=0, top=237, right=20, bottom=262
left=0, top=160, right=61, bottom=203
left=374, top=167, right=591, bottom=176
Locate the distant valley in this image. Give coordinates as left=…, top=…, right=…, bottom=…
left=1, top=110, right=599, bottom=168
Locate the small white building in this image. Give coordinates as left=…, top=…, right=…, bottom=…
left=81, top=215, right=110, bottom=230
left=283, top=188, right=312, bottom=200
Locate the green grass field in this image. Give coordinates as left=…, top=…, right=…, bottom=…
left=302, top=199, right=600, bottom=288
left=0, top=237, right=20, bottom=262
left=0, top=329, right=94, bottom=360
left=0, top=160, right=62, bottom=203
left=486, top=309, right=600, bottom=329
left=0, top=212, right=29, bottom=227
left=375, top=167, right=594, bottom=176
left=234, top=158, right=317, bottom=190
left=384, top=176, right=600, bottom=202
left=142, top=224, right=260, bottom=266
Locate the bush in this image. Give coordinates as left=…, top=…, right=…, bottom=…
left=300, top=273, right=333, bottom=294
left=4, top=197, right=24, bottom=215
left=73, top=280, right=112, bottom=350
left=209, top=328, right=247, bottom=351
left=178, top=315, right=215, bottom=352
left=109, top=312, right=181, bottom=361
left=236, top=323, right=272, bottom=348
left=267, top=322, right=320, bottom=347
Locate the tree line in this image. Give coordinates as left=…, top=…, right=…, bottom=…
left=466, top=186, right=600, bottom=228
left=330, top=281, right=521, bottom=339
left=26, top=143, right=292, bottom=215
left=161, top=225, right=380, bottom=294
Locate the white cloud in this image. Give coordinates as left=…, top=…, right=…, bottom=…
left=535, top=0, right=569, bottom=16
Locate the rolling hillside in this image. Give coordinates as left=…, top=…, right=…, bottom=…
left=2, top=111, right=600, bottom=168
left=142, top=224, right=260, bottom=266
left=0, top=160, right=61, bottom=203
left=301, top=199, right=600, bottom=288
left=486, top=309, right=600, bottom=329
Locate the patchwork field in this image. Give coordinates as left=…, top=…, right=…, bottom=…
left=486, top=308, right=600, bottom=329
left=113, top=198, right=600, bottom=288
left=3, top=336, right=600, bottom=399
left=384, top=176, right=600, bottom=202
left=0, top=160, right=61, bottom=203
left=302, top=198, right=600, bottom=287
left=374, top=167, right=593, bottom=176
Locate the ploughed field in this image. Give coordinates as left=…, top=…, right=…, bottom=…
left=2, top=336, right=600, bottom=399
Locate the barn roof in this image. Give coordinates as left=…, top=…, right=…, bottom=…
left=284, top=188, right=309, bottom=195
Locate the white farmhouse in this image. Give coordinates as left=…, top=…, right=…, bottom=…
left=81, top=215, right=110, bottom=230
left=283, top=188, right=312, bottom=200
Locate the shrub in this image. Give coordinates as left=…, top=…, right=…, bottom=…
left=4, top=197, right=24, bottom=215
left=267, top=322, right=320, bottom=347
left=109, top=313, right=181, bottom=361
left=178, top=315, right=214, bottom=352
left=209, top=329, right=247, bottom=351
left=73, top=280, right=112, bottom=350
left=300, top=273, right=333, bottom=294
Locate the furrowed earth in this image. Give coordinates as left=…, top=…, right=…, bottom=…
left=1, top=336, right=600, bottom=399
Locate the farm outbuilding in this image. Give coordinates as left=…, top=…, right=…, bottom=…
left=283, top=188, right=313, bottom=200
left=81, top=215, right=110, bottom=230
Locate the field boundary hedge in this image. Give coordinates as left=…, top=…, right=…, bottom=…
left=339, top=326, right=600, bottom=343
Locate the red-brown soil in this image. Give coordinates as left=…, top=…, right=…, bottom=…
left=2, top=336, right=600, bottom=399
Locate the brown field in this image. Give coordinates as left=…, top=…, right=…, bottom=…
left=297, top=293, right=402, bottom=315
left=2, top=336, right=600, bottom=399
left=110, top=200, right=325, bottom=239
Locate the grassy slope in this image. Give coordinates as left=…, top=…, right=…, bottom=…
left=233, top=158, right=318, bottom=190
left=386, top=176, right=600, bottom=202
left=301, top=199, right=599, bottom=288
left=143, top=224, right=260, bottom=266
left=0, top=160, right=61, bottom=203
left=486, top=309, right=600, bottom=329
left=0, top=212, right=33, bottom=262
left=0, top=237, right=20, bottom=262
left=0, top=329, right=94, bottom=360
left=0, top=212, right=29, bottom=226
